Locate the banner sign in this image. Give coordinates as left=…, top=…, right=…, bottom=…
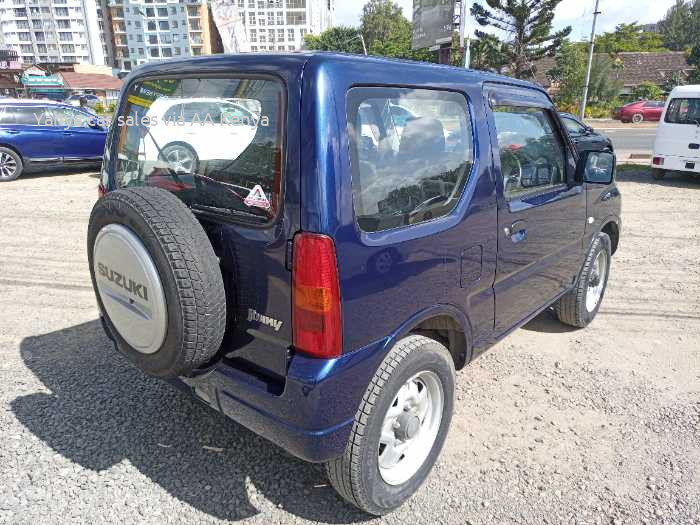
left=211, top=1, right=251, bottom=53
left=412, top=0, right=456, bottom=50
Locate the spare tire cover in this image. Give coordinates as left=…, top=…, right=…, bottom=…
left=88, top=187, right=226, bottom=378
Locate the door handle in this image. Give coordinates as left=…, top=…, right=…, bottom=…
left=5, top=130, right=19, bottom=134
left=63, top=131, right=73, bottom=136
left=505, top=220, right=528, bottom=243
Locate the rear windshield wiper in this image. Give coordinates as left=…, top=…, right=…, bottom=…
left=191, top=203, right=267, bottom=222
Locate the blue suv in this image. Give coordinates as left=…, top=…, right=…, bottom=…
left=88, top=53, right=621, bottom=515
left=0, top=100, right=107, bottom=181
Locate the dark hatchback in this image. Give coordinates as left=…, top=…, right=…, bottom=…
left=559, top=112, right=614, bottom=154
left=0, top=100, right=107, bottom=182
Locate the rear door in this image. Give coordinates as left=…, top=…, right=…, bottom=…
left=485, top=85, right=586, bottom=333
left=111, top=72, right=298, bottom=379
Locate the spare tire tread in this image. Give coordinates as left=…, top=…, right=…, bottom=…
left=88, top=187, right=226, bottom=377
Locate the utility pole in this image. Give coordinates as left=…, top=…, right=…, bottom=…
left=580, top=0, right=601, bottom=120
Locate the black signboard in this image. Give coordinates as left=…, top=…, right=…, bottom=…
left=412, top=0, right=455, bottom=50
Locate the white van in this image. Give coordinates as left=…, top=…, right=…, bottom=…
left=651, top=85, right=700, bottom=180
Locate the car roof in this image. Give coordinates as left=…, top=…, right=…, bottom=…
left=0, top=98, right=64, bottom=105
left=669, top=85, right=700, bottom=97
left=126, top=51, right=547, bottom=95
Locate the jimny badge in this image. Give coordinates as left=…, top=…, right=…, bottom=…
left=244, top=185, right=271, bottom=210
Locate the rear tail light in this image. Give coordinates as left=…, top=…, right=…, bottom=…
left=98, top=182, right=106, bottom=198
left=292, top=233, right=342, bottom=359
left=652, top=157, right=664, bottom=166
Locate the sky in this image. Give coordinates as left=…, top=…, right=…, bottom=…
left=335, top=0, right=679, bottom=41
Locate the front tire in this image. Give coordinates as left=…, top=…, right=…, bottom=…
left=632, top=113, right=644, bottom=124
left=0, top=147, right=23, bottom=182
left=326, top=335, right=455, bottom=515
left=555, top=232, right=611, bottom=328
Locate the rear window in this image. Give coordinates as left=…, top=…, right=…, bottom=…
left=347, top=87, right=474, bottom=233
left=665, top=98, right=700, bottom=125
left=113, top=76, right=285, bottom=223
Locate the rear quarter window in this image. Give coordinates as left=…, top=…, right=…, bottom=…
left=347, top=87, right=474, bottom=233
left=665, top=98, right=700, bottom=125
left=113, top=76, right=285, bottom=224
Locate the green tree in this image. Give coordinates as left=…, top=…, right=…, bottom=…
left=596, top=23, right=667, bottom=53
left=360, top=0, right=434, bottom=61
left=688, top=43, right=700, bottom=82
left=303, top=26, right=365, bottom=54
left=469, top=33, right=507, bottom=72
left=470, top=0, right=572, bottom=80
left=659, top=0, right=695, bottom=51
left=632, top=81, right=665, bottom=101
left=662, top=70, right=687, bottom=92
left=548, top=42, right=622, bottom=111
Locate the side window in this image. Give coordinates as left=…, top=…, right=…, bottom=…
left=493, top=106, right=566, bottom=201
left=347, top=87, right=474, bottom=233
left=4, top=106, right=49, bottom=125
left=563, top=117, right=585, bottom=134
left=50, top=108, right=92, bottom=128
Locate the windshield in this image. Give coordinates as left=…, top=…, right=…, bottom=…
left=113, top=76, right=285, bottom=223
left=665, top=98, right=700, bottom=125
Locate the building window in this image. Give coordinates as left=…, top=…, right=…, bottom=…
left=162, top=47, right=172, bottom=57
left=159, top=20, right=168, bottom=30
left=19, top=44, right=33, bottom=53
left=170, top=6, right=176, bottom=14
left=148, top=34, right=157, bottom=44
left=287, top=0, right=305, bottom=7
left=61, top=44, right=74, bottom=53
left=150, top=48, right=159, bottom=57
left=139, top=48, right=144, bottom=55
left=276, top=13, right=283, bottom=25
left=248, top=12, right=255, bottom=25
left=34, top=31, right=45, bottom=41
left=147, top=21, right=156, bottom=30
left=287, top=28, right=295, bottom=41
left=55, top=7, right=69, bottom=16
left=190, top=19, right=201, bottom=30
left=286, top=12, right=306, bottom=25
left=146, top=7, right=154, bottom=17
left=171, top=20, right=178, bottom=28
left=192, top=47, right=202, bottom=56
left=187, top=6, right=198, bottom=16
left=157, top=7, right=167, bottom=16
left=135, top=21, right=142, bottom=29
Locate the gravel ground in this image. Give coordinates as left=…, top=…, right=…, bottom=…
left=0, top=168, right=699, bottom=524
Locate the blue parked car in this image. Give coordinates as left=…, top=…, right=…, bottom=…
left=87, top=53, right=621, bottom=515
left=0, top=99, right=107, bottom=181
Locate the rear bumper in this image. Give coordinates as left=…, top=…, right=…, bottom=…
left=654, top=154, right=700, bottom=174
left=170, top=338, right=390, bottom=463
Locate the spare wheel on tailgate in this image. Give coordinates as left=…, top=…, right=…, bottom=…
left=87, top=186, right=226, bottom=378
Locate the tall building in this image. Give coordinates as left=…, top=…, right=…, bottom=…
left=237, top=0, right=334, bottom=52
left=110, top=0, right=335, bottom=72
left=107, top=0, right=224, bottom=72
left=0, top=0, right=107, bottom=65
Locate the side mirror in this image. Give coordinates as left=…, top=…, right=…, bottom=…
left=579, top=150, right=616, bottom=185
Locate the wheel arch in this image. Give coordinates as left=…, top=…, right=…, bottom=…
left=0, top=143, right=25, bottom=162
left=386, top=304, right=473, bottom=371
left=601, top=218, right=620, bottom=254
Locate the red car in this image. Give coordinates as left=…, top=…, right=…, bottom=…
left=612, top=100, right=665, bottom=123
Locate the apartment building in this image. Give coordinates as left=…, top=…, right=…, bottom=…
left=108, top=0, right=223, bottom=71
left=236, top=0, right=334, bottom=52
left=110, top=0, right=334, bottom=71
left=0, top=0, right=106, bottom=65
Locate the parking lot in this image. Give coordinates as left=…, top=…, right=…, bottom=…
left=0, top=167, right=698, bottom=524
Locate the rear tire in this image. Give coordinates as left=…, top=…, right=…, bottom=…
left=0, top=147, right=23, bottom=182
left=326, top=335, right=455, bottom=515
left=555, top=232, right=611, bottom=328
left=651, top=168, right=666, bottom=180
